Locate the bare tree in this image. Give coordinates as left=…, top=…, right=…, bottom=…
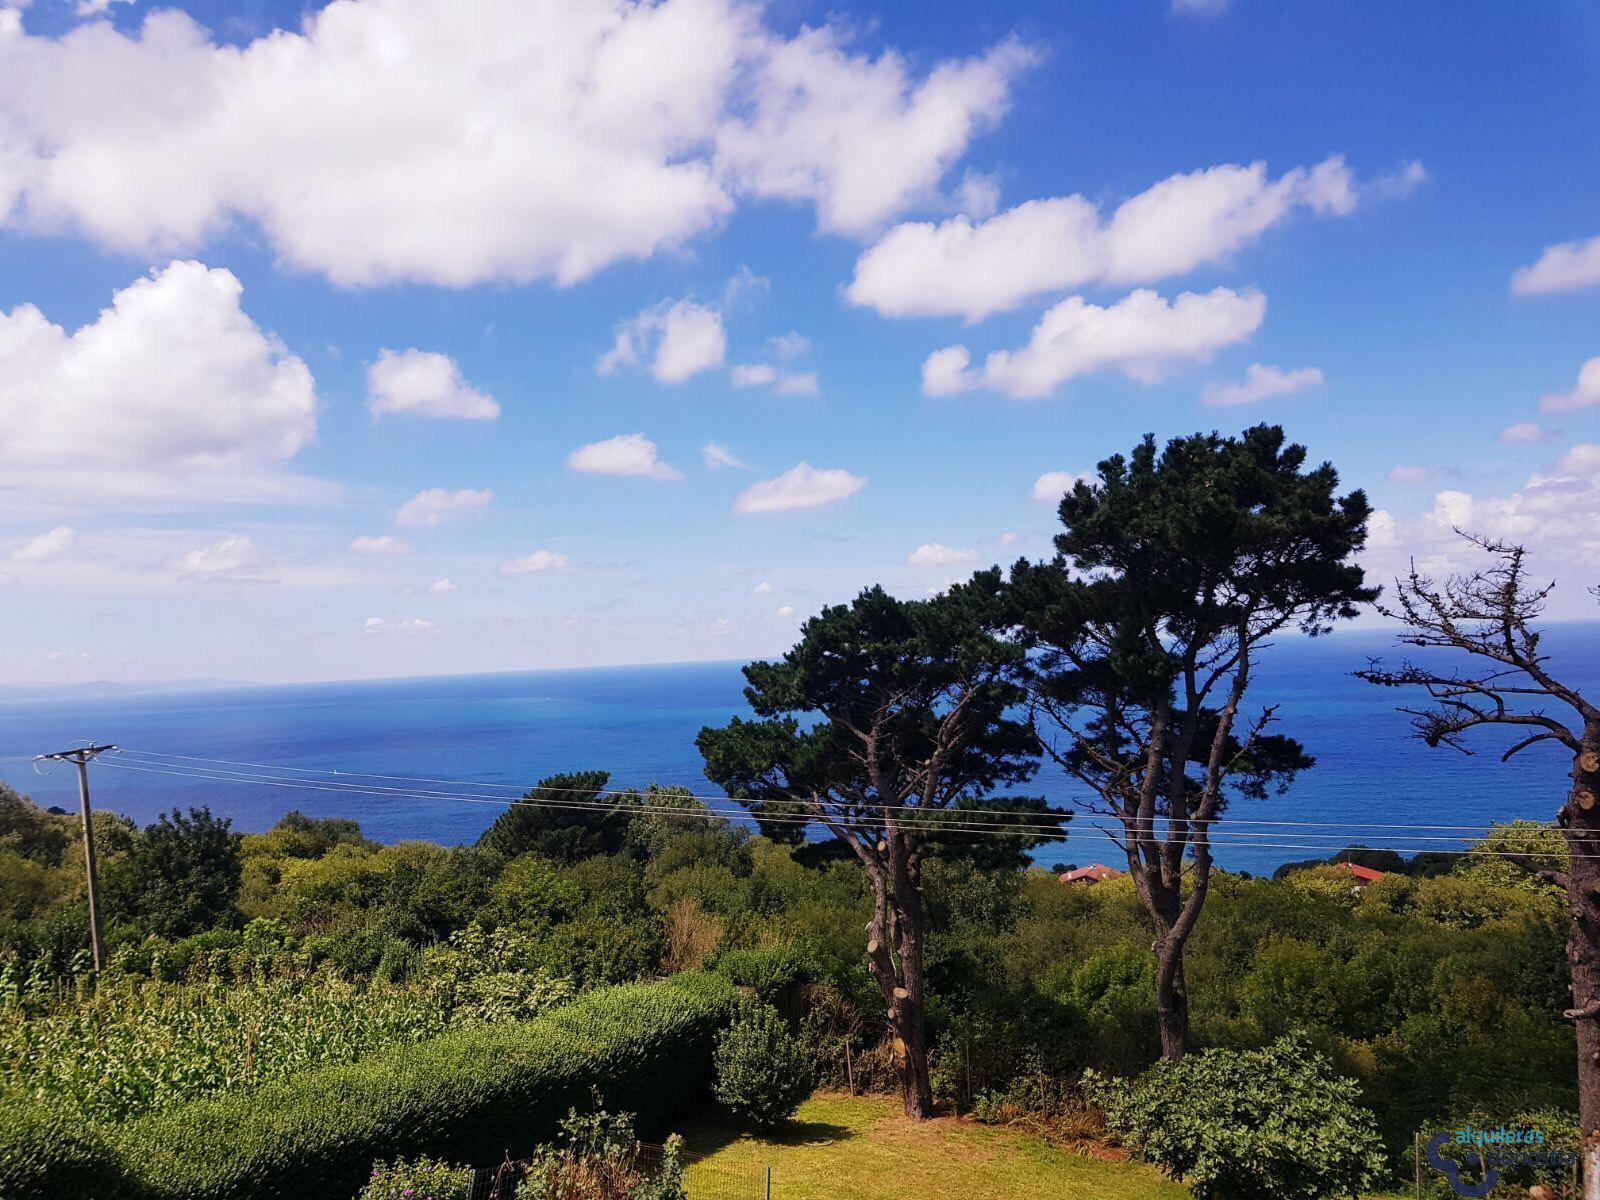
left=1358, top=533, right=1599, bottom=1187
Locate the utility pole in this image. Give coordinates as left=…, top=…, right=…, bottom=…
left=37, top=744, right=117, bottom=971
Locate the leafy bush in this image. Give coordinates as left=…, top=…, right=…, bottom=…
left=358, top=1155, right=474, bottom=1200
left=514, top=1104, right=686, bottom=1200
left=712, top=1002, right=812, bottom=1127
left=0, top=1099, right=125, bottom=1200
left=103, top=973, right=735, bottom=1200
left=1085, top=1034, right=1387, bottom=1200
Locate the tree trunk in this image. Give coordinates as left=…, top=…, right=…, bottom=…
left=864, top=839, right=934, bottom=1119
left=1154, top=936, right=1190, bottom=1060
left=1565, top=738, right=1600, bottom=1199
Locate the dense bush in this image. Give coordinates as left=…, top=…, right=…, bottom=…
left=712, top=1002, right=813, bottom=1127
left=0, top=1098, right=126, bottom=1200
left=1086, top=1034, right=1387, bottom=1200
left=101, top=973, right=736, bottom=1200
left=358, top=1155, right=473, bottom=1200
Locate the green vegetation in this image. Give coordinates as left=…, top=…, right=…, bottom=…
left=1087, top=1035, right=1387, bottom=1200
left=713, top=1002, right=814, bottom=1127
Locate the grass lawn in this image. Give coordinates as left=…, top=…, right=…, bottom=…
left=678, top=1091, right=1192, bottom=1200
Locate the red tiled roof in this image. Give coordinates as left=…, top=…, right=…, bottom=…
left=1060, top=863, right=1122, bottom=883
left=1335, top=862, right=1387, bottom=883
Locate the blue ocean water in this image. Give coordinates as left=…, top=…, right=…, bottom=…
left=1, top=625, right=1596, bottom=875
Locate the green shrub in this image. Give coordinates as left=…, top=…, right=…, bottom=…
left=110, top=972, right=735, bottom=1200
left=514, top=1104, right=686, bottom=1200
left=713, top=944, right=823, bottom=1000
left=0, top=1099, right=126, bottom=1200
left=358, top=1155, right=474, bottom=1200
left=1085, top=1034, right=1387, bottom=1200
left=712, top=1002, right=813, bottom=1128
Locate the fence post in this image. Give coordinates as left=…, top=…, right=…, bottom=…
left=764, top=1164, right=772, bottom=1200
left=1414, top=1132, right=1422, bottom=1200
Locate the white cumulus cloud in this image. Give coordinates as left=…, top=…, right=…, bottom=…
left=849, top=158, right=1355, bottom=322
left=1540, top=358, right=1600, bottom=414
left=599, top=299, right=726, bottom=384
left=427, top=577, right=458, bottom=594
left=567, top=434, right=683, bottom=481
left=0, top=3, right=1031, bottom=287
left=0, top=261, right=318, bottom=506
left=176, top=533, right=265, bottom=576
left=1499, top=422, right=1561, bottom=444
left=500, top=550, right=570, bottom=574
left=363, top=616, right=436, bottom=636
left=1512, top=235, right=1600, bottom=297
left=907, top=542, right=976, bottom=566
left=10, top=526, right=75, bottom=562
left=1201, top=363, right=1324, bottom=407
left=1030, top=471, right=1092, bottom=503
left=925, top=287, right=1266, bottom=399
left=394, top=487, right=493, bottom=528
left=734, top=463, right=865, bottom=513
left=367, top=349, right=497, bottom=420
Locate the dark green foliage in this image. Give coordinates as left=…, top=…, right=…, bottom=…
left=697, top=578, right=1040, bottom=846
left=0, top=1099, right=126, bottom=1200
left=14, top=973, right=737, bottom=1200
left=712, top=1002, right=813, bottom=1127
left=111, top=807, right=242, bottom=938
left=477, top=772, right=637, bottom=864
left=1087, top=1034, right=1387, bottom=1200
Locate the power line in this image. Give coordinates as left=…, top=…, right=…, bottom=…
left=91, top=755, right=1585, bottom=861
left=110, top=746, right=1559, bottom=834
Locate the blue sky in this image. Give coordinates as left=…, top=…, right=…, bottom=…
left=1, top=0, right=1598, bottom=684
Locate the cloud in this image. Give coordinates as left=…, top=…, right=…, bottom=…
left=567, top=433, right=683, bottom=481
left=776, top=604, right=795, bottom=617
left=848, top=158, right=1356, bottom=322
left=1500, top=422, right=1561, bottom=444
left=766, top=331, right=810, bottom=360
left=1512, top=235, right=1600, bottom=297
left=349, top=535, right=413, bottom=555
left=427, top=577, right=458, bottom=594
left=925, top=287, right=1266, bottom=399
left=1540, top=358, right=1600, bottom=413
left=734, top=462, right=865, bottom=513
left=1030, top=470, right=1092, bottom=503
left=1387, top=465, right=1434, bottom=485
left=500, top=549, right=570, bottom=574
left=363, top=616, right=436, bottom=636
left=176, top=533, right=265, bottom=576
left=394, top=487, right=493, bottom=528
left=907, top=542, right=976, bottom=566
left=731, top=362, right=819, bottom=395
left=702, top=442, right=748, bottom=470
left=752, top=579, right=774, bottom=594
left=1557, top=444, right=1600, bottom=477
left=0, top=3, right=1030, bottom=287
left=715, top=30, right=1035, bottom=237
left=599, top=299, right=726, bottom=384
left=11, top=525, right=75, bottom=562
left=1201, top=363, right=1324, bottom=407
left=0, top=261, right=319, bottom=506
left=367, top=349, right=497, bottom=420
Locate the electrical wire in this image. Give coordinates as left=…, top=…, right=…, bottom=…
left=111, top=746, right=1560, bottom=834
left=88, top=754, right=1586, bottom=860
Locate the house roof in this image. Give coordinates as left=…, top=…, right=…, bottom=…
left=1334, top=862, right=1387, bottom=883
left=1060, top=863, right=1122, bottom=883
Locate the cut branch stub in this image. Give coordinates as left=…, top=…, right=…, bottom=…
left=892, top=1037, right=907, bottom=1060
left=867, top=939, right=881, bottom=956
left=893, top=986, right=910, bottom=1000
left=1581, top=750, right=1600, bottom=774
left=1577, top=787, right=1598, bottom=812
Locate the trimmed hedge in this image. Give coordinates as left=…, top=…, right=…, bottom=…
left=0, top=973, right=737, bottom=1200
left=0, top=1100, right=126, bottom=1200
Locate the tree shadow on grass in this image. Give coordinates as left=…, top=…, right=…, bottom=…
left=679, top=1115, right=856, bottom=1158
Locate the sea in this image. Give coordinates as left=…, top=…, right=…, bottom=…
left=2, top=624, right=1597, bottom=877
